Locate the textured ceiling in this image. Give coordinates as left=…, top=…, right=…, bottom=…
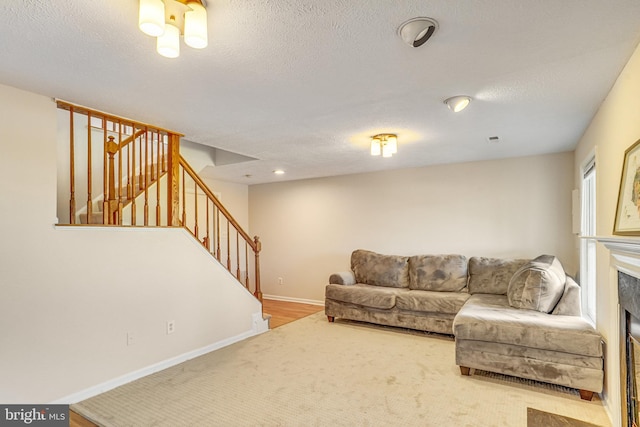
left=1, top=1, right=640, bottom=184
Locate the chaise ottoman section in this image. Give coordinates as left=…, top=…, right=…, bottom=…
left=453, top=293, right=604, bottom=395
left=454, top=294, right=602, bottom=356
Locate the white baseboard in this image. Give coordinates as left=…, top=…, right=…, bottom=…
left=263, top=294, right=324, bottom=306
left=51, top=328, right=265, bottom=404
left=252, top=311, right=269, bottom=334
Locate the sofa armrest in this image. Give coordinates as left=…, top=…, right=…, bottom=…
left=329, top=271, right=356, bottom=286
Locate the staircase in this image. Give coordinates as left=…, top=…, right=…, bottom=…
left=79, top=165, right=164, bottom=225
left=57, top=100, right=262, bottom=301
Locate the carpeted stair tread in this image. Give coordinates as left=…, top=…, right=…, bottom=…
left=76, top=170, right=166, bottom=224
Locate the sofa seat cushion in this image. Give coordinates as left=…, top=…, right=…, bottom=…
left=468, top=257, right=529, bottom=295
left=325, top=283, right=406, bottom=309
left=453, top=294, right=602, bottom=357
left=408, top=254, right=468, bottom=291
left=507, top=255, right=566, bottom=313
left=351, top=249, right=410, bottom=288
left=396, top=290, right=470, bottom=315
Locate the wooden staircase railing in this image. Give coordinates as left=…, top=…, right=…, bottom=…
left=56, top=100, right=262, bottom=300
left=179, top=157, right=262, bottom=300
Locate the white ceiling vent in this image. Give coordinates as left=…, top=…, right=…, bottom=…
left=398, top=18, right=438, bottom=48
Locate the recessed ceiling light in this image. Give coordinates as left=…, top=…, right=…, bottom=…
left=398, top=17, right=438, bottom=48
left=444, top=96, right=472, bottom=113
left=273, top=170, right=285, bottom=175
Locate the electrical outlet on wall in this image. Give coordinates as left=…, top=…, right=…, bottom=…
left=127, top=332, right=135, bottom=346
left=278, top=277, right=284, bottom=285
left=167, top=320, right=175, bottom=335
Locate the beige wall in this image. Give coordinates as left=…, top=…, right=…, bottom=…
left=0, top=84, right=262, bottom=403
left=203, top=178, right=249, bottom=231
left=181, top=139, right=251, bottom=233
left=573, top=41, right=640, bottom=426
left=249, top=152, right=576, bottom=303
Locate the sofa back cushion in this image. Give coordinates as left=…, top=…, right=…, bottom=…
left=468, top=257, right=529, bottom=295
left=408, top=254, right=468, bottom=291
left=351, top=249, right=410, bottom=288
left=507, top=255, right=566, bottom=313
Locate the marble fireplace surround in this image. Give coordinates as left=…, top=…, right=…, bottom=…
left=600, top=237, right=640, bottom=427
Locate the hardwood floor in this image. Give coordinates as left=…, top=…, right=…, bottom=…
left=262, top=298, right=324, bottom=328
left=70, top=299, right=324, bottom=426
left=70, top=410, right=98, bottom=427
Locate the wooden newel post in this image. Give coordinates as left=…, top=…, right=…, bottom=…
left=166, top=133, right=180, bottom=226
left=106, top=136, right=119, bottom=224
left=253, top=236, right=263, bottom=302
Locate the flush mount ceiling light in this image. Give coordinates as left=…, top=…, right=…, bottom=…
left=444, top=96, right=472, bottom=113
left=398, top=17, right=438, bottom=48
left=370, top=134, right=398, bottom=158
left=139, top=0, right=208, bottom=59
left=273, top=169, right=285, bottom=175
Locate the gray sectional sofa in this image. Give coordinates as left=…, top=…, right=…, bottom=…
left=325, top=249, right=604, bottom=400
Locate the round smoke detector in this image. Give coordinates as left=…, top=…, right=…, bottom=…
left=398, top=17, right=438, bottom=48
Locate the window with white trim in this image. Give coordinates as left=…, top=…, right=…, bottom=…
left=580, top=156, right=596, bottom=323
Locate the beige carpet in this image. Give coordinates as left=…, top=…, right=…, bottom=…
left=72, top=313, right=611, bottom=426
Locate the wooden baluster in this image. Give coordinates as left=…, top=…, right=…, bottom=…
left=226, top=220, right=231, bottom=271
left=151, top=131, right=156, bottom=182
left=103, top=118, right=111, bottom=224
left=131, top=132, right=137, bottom=225
left=204, top=199, right=210, bottom=252
left=138, top=130, right=144, bottom=202
left=216, top=208, right=221, bottom=261
left=161, top=134, right=166, bottom=172
left=156, top=131, right=161, bottom=225
left=254, top=236, right=262, bottom=301
left=144, top=129, right=149, bottom=226
left=236, top=230, right=240, bottom=280
left=245, top=242, right=249, bottom=289
left=117, top=121, right=123, bottom=225
left=69, top=107, right=76, bottom=224
left=126, top=128, right=132, bottom=200
left=181, top=167, right=186, bottom=226
left=85, top=112, right=93, bottom=224
left=194, top=182, right=199, bottom=239
left=107, top=120, right=115, bottom=224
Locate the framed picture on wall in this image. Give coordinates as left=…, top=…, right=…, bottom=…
left=614, top=138, right=640, bottom=235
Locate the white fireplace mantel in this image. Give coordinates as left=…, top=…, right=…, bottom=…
left=598, top=236, right=640, bottom=427
left=599, top=237, right=640, bottom=276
